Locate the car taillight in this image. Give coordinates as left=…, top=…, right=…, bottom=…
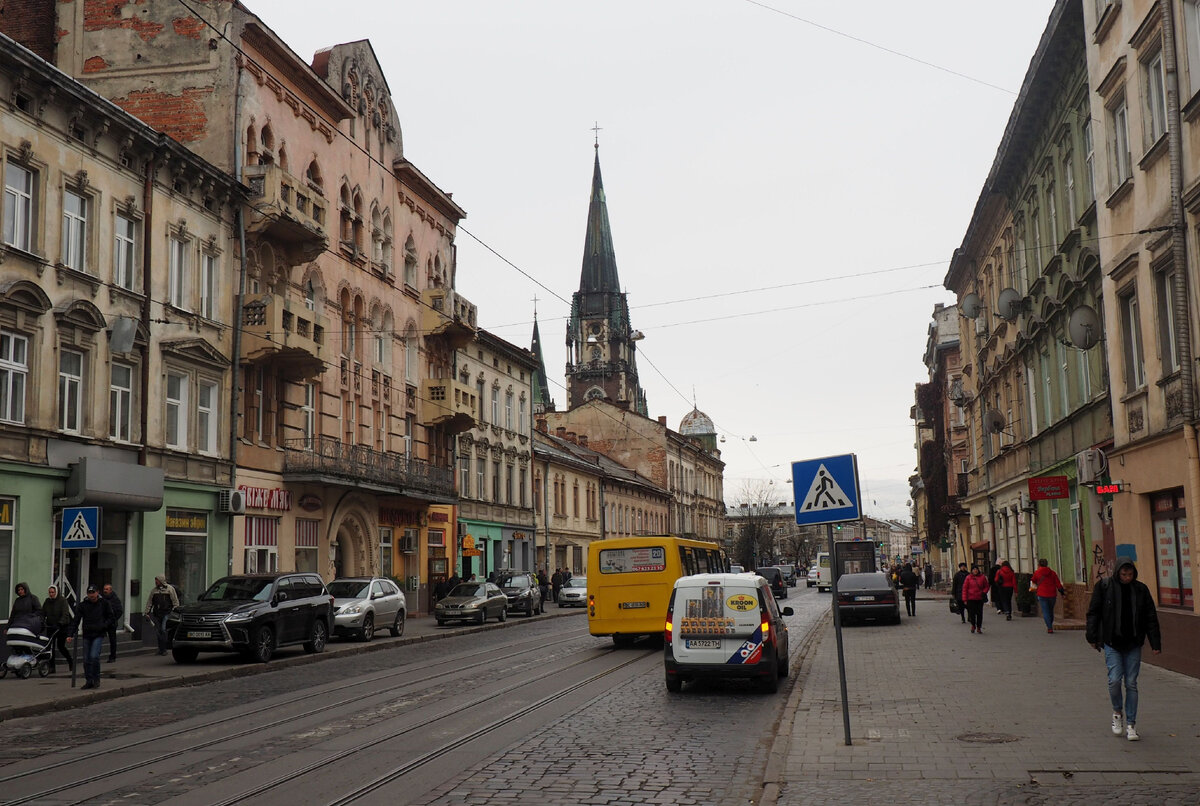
left=664, top=609, right=674, bottom=644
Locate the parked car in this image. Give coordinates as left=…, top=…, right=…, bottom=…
left=496, top=571, right=543, bottom=616
left=776, top=564, right=798, bottom=587
left=806, top=566, right=819, bottom=588
left=835, top=572, right=901, bottom=625
left=166, top=573, right=334, bottom=664
left=557, top=576, right=587, bottom=607
left=328, top=577, right=406, bottom=641
left=664, top=572, right=793, bottom=693
left=435, top=582, right=508, bottom=625
left=756, top=566, right=788, bottom=599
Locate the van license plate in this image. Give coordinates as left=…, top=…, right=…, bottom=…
left=853, top=596, right=875, bottom=602
left=186, top=630, right=211, bottom=639
left=618, top=601, right=649, bottom=609
left=686, top=639, right=721, bottom=649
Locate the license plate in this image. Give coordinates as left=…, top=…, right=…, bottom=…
left=686, top=639, right=721, bottom=649
left=186, top=630, right=211, bottom=639
left=853, top=595, right=876, bottom=602
left=618, top=601, right=649, bottom=609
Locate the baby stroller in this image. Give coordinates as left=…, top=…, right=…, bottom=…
left=2, top=613, right=55, bottom=679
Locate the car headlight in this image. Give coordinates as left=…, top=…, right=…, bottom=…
left=341, top=604, right=364, bottom=615
left=225, top=613, right=254, bottom=624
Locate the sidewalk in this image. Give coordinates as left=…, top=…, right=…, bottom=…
left=766, top=592, right=1200, bottom=805
left=0, top=610, right=577, bottom=722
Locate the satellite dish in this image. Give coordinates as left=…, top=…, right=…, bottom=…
left=959, top=292, right=982, bottom=319
left=984, top=409, right=1007, bottom=434
left=996, top=287, right=1023, bottom=321
left=1068, top=305, right=1101, bottom=350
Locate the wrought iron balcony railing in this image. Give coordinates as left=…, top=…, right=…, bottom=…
left=282, top=436, right=454, bottom=498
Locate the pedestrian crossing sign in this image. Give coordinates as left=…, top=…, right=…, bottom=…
left=792, top=454, right=861, bottom=526
left=61, top=506, right=100, bottom=548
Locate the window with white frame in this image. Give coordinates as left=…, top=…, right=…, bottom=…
left=459, top=453, right=471, bottom=497
left=168, top=236, right=188, bottom=309
left=1029, top=204, right=1042, bottom=273
left=490, top=386, right=499, bottom=422
left=197, top=379, right=218, bottom=455
left=1040, top=351, right=1054, bottom=427
left=61, top=189, right=88, bottom=273
left=165, top=371, right=188, bottom=449
left=504, top=389, right=513, bottom=430
left=1143, top=48, right=1168, bottom=146
left=492, top=459, right=501, bottom=501
left=1044, top=173, right=1058, bottom=247
left=0, top=330, right=28, bottom=424
left=379, top=527, right=393, bottom=577
left=295, top=519, right=319, bottom=573
left=405, top=336, right=417, bottom=384
left=1062, top=149, right=1077, bottom=225
left=244, top=516, right=278, bottom=574
left=1157, top=266, right=1182, bottom=374
left=518, top=395, right=527, bottom=433
left=1108, top=93, right=1132, bottom=188
left=200, top=252, right=216, bottom=319
left=114, top=214, right=137, bottom=290
left=1057, top=340, right=1070, bottom=418
left=1026, top=365, right=1039, bottom=435
left=1120, top=290, right=1146, bottom=390
left=476, top=454, right=485, bottom=500
left=1078, top=338, right=1093, bottom=401
left=109, top=362, right=133, bottom=441
left=301, top=382, right=315, bottom=448
left=3, top=161, right=34, bottom=252
left=1083, top=112, right=1096, bottom=201
left=58, top=349, right=83, bottom=433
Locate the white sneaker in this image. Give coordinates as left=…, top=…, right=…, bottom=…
left=1126, top=724, right=1139, bottom=741
left=1111, top=712, right=1124, bottom=736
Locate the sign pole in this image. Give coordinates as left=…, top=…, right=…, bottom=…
left=829, top=522, right=852, bottom=746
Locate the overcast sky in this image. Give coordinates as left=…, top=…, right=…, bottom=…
left=245, top=0, right=1055, bottom=522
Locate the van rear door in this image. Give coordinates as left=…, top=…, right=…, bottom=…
left=672, top=580, right=762, bottom=665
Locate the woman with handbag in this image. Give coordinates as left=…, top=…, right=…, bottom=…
left=961, top=564, right=990, bottom=634
left=1031, top=558, right=1065, bottom=633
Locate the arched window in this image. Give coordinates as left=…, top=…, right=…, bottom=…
left=245, top=125, right=258, bottom=167
left=259, top=124, right=274, bottom=165
left=278, top=145, right=288, bottom=171
left=404, top=236, right=417, bottom=287
left=371, top=205, right=383, bottom=263
left=381, top=213, right=393, bottom=275
left=306, top=160, right=323, bottom=192
left=340, top=184, right=353, bottom=245
left=352, top=192, right=364, bottom=251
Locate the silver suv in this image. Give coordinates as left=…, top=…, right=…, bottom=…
left=496, top=571, right=543, bottom=616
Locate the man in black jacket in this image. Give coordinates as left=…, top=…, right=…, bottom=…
left=898, top=563, right=919, bottom=617
left=42, top=585, right=74, bottom=674
left=70, top=585, right=114, bottom=690
left=1085, top=559, right=1161, bottom=742
left=100, top=583, right=123, bottom=663
left=951, top=563, right=969, bottom=624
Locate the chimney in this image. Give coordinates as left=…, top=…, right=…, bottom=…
left=578, top=434, right=588, bottom=448
left=565, top=431, right=577, bottom=444
left=556, top=426, right=567, bottom=439
left=658, top=416, right=667, bottom=426
left=535, top=417, right=548, bottom=433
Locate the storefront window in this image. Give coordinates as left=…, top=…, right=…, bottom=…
left=380, top=527, right=393, bottom=578
left=0, top=498, right=13, bottom=617
left=296, top=518, right=319, bottom=574
left=165, top=509, right=209, bottom=605
left=1152, top=490, right=1192, bottom=608
left=245, top=515, right=279, bottom=574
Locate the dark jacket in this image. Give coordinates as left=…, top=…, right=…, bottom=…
left=8, top=583, right=40, bottom=619
left=42, top=595, right=73, bottom=629
left=1085, top=562, right=1161, bottom=652
left=100, top=590, right=124, bottom=620
left=71, top=596, right=115, bottom=639
left=898, top=566, right=919, bottom=591
left=951, top=569, right=969, bottom=601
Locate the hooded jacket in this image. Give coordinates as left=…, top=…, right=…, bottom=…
left=42, top=593, right=73, bottom=628
left=1085, top=561, right=1161, bottom=652
left=8, top=582, right=40, bottom=619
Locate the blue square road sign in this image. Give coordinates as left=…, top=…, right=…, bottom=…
left=792, top=454, right=861, bottom=526
left=61, top=506, right=100, bottom=549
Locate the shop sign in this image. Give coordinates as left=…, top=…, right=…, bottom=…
left=462, top=535, right=475, bottom=550
left=0, top=500, right=12, bottom=526
left=513, top=531, right=527, bottom=540
left=238, top=485, right=292, bottom=511
left=462, top=548, right=482, bottom=557
left=298, top=494, right=322, bottom=512
left=380, top=508, right=420, bottom=527
left=429, top=510, right=450, bottom=523
left=1028, top=476, right=1069, bottom=501
left=166, top=510, right=208, bottom=533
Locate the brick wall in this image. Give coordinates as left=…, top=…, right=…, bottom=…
left=0, top=0, right=58, bottom=62
left=111, top=86, right=213, bottom=143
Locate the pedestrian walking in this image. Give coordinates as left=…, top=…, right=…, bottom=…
left=913, top=564, right=922, bottom=589
left=42, top=585, right=74, bottom=674
left=144, top=575, right=180, bottom=655
left=961, top=564, right=990, bottom=634
left=537, top=568, right=551, bottom=604
left=8, top=581, right=40, bottom=620
left=898, top=563, right=919, bottom=617
left=1085, top=558, right=1161, bottom=741
left=551, top=569, right=564, bottom=603
left=989, top=564, right=1003, bottom=612
left=1031, top=558, right=1066, bottom=633
left=70, top=585, right=114, bottom=690
left=995, top=560, right=1017, bottom=620
left=951, top=562, right=969, bottom=624
left=100, top=583, right=123, bottom=662
left=923, top=564, right=933, bottom=589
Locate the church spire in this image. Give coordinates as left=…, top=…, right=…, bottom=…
left=578, top=147, right=621, bottom=294
left=531, top=309, right=554, bottom=413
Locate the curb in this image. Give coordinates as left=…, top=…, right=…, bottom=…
left=0, top=609, right=580, bottom=722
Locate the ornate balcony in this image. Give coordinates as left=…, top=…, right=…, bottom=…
left=243, top=164, right=329, bottom=263
left=282, top=436, right=454, bottom=500
left=420, top=377, right=476, bottom=433
left=241, top=295, right=327, bottom=380
left=420, top=287, right=477, bottom=349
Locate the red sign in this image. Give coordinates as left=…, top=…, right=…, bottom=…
left=238, top=485, right=292, bottom=511
left=1095, top=483, right=1123, bottom=495
left=1028, top=476, right=1069, bottom=500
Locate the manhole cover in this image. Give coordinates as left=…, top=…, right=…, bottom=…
left=957, top=732, right=1020, bottom=743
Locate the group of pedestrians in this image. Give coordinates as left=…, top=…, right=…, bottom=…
left=947, top=556, right=1162, bottom=741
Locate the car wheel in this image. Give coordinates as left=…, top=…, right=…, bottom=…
left=498, top=606, right=507, bottom=623
left=305, top=619, right=328, bottom=653
left=759, top=662, right=780, bottom=693
left=436, top=618, right=446, bottom=626
left=360, top=614, right=375, bottom=642
left=558, top=602, right=564, bottom=608
left=252, top=625, right=275, bottom=663
left=778, top=648, right=790, bottom=678
left=477, top=609, right=486, bottom=625
left=526, top=601, right=534, bottom=617
left=665, top=674, right=682, bottom=693
left=391, top=611, right=405, bottom=637
left=172, top=647, right=199, bottom=664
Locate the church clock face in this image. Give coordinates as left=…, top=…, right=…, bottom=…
left=589, top=323, right=602, bottom=336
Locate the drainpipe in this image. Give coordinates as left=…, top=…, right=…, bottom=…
left=1161, top=3, right=1200, bottom=617
left=138, top=156, right=155, bottom=467
left=228, top=61, right=248, bottom=576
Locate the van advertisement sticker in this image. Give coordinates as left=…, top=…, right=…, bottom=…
left=726, top=625, right=764, bottom=665
left=726, top=593, right=757, bottom=612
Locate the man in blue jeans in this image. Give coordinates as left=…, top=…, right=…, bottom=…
left=1085, top=559, right=1161, bottom=741
left=70, top=585, right=114, bottom=690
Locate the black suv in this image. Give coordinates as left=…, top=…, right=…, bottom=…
left=756, top=566, right=788, bottom=599
left=496, top=570, right=544, bottom=616
left=166, top=573, right=334, bottom=663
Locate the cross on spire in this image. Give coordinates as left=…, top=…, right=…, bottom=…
left=591, top=121, right=602, bottom=149
left=531, top=293, right=539, bottom=318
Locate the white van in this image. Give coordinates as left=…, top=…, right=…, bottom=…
left=663, top=573, right=793, bottom=693
left=815, top=551, right=832, bottom=592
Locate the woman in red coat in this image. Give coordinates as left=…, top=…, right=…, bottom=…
left=995, top=560, right=1017, bottom=620
left=1031, top=558, right=1065, bottom=633
left=961, top=564, right=991, bottom=634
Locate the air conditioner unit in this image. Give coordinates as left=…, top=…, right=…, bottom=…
left=399, top=528, right=418, bottom=554
left=217, top=488, right=246, bottom=515
left=1019, top=492, right=1034, bottom=512
left=1076, top=448, right=1107, bottom=485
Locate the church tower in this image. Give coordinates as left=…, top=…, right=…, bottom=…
left=531, top=311, right=555, bottom=414
left=565, top=146, right=648, bottom=415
